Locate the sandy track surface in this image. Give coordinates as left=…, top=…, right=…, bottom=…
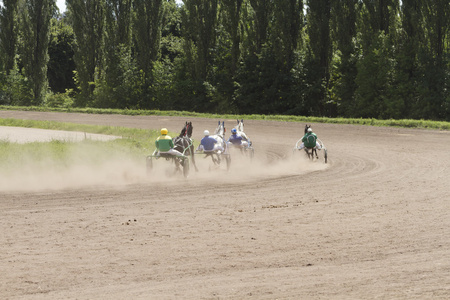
left=1, top=111, right=449, bottom=299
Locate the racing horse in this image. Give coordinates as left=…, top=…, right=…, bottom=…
left=173, top=121, right=198, bottom=172
left=304, top=124, right=318, bottom=160
left=232, top=119, right=254, bottom=158
left=211, top=120, right=227, bottom=153
left=234, top=119, right=251, bottom=146
left=202, top=121, right=230, bottom=169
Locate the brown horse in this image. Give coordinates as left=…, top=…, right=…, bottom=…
left=173, top=122, right=198, bottom=172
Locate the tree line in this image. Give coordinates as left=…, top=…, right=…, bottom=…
left=0, top=0, right=449, bottom=121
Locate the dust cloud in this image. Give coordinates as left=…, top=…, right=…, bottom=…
left=0, top=144, right=146, bottom=192
left=185, top=148, right=328, bottom=184
left=0, top=144, right=327, bottom=192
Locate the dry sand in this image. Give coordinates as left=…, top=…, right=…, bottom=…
left=0, top=110, right=449, bottom=299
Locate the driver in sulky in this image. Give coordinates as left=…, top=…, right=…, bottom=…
left=227, top=128, right=249, bottom=149
left=155, top=128, right=185, bottom=157
left=196, top=130, right=224, bottom=154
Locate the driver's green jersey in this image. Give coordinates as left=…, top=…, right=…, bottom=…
left=155, top=135, right=174, bottom=152
left=302, top=132, right=317, bottom=148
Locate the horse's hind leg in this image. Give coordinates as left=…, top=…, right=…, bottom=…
left=190, top=146, right=199, bottom=172
left=304, top=148, right=311, bottom=160
left=173, top=157, right=181, bottom=172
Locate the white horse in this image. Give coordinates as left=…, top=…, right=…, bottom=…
left=211, top=120, right=227, bottom=153
left=234, top=119, right=251, bottom=144
left=229, top=119, right=254, bottom=159
left=198, top=121, right=231, bottom=170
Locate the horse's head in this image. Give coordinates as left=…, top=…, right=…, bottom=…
left=305, top=124, right=311, bottom=134
left=214, top=121, right=225, bottom=136
left=178, top=121, right=193, bottom=138
left=178, top=122, right=187, bottom=137
left=236, top=119, right=244, bottom=133
left=186, top=122, right=193, bottom=138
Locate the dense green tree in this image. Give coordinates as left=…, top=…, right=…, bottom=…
left=67, top=0, right=105, bottom=106
left=235, top=0, right=303, bottom=115
left=304, top=0, right=332, bottom=115
left=94, top=44, right=144, bottom=109
left=206, top=0, right=244, bottom=112
left=236, top=47, right=302, bottom=115
left=272, top=0, right=303, bottom=113
left=331, top=0, right=358, bottom=117
left=131, top=0, right=164, bottom=109
left=354, top=32, right=393, bottom=118
left=247, top=0, right=273, bottom=54
left=391, top=0, right=422, bottom=119
left=0, top=0, right=448, bottom=120
left=20, top=0, right=53, bottom=105
left=182, top=0, right=217, bottom=81
left=3, top=62, right=33, bottom=105
left=177, top=0, right=218, bottom=111
left=160, top=0, right=183, bottom=62
left=272, top=0, right=302, bottom=72
left=0, top=0, right=19, bottom=75
left=221, top=0, right=243, bottom=76
left=93, top=0, right=133, bottom=108
left=133, top=0, right=163, bottom=79
left=47, top=18, right=76, bottom=94
left=352, top=0, right=402, bottom=118
left=414, top=0, right=449, bottom=120
left=363, top=0, right=399, bottom=34
left=149, top=1, right=183, bottom=111
left=107, top=0, right=132, bottom=46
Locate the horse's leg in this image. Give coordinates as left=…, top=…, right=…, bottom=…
left=173, top=157, right=181, bottom=172
left=215, top=152, right=221, bottom=164
left=190, top=145, right=199, bottom=172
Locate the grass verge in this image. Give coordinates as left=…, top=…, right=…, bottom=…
left=1, top=105, right=449, bottom=130
left=0, top=119, right=159, bottom=174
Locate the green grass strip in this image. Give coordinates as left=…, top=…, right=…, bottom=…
left=0, top=105, right=449, bottom=130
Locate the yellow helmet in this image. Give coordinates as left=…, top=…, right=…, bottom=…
left=161, top=128, right=168, bottom=135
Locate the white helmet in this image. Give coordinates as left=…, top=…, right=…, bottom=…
left=307, top=128, right=312, bottom=133
left=204, top=130, right=210, bottom=136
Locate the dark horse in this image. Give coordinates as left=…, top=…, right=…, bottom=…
left=304, top=124, right=311, bottom=134
left=173, top=122, right=198, bottom=172
left=304, top=124, right=318, bottom=160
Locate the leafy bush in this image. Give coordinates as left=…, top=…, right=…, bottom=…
left=45, top=91, right=74, bottom=108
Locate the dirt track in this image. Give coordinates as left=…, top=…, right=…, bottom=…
left=1, top=111, right=449, bottom=299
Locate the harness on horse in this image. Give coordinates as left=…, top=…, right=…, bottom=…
left=172, top=121, right=198, bottom=172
